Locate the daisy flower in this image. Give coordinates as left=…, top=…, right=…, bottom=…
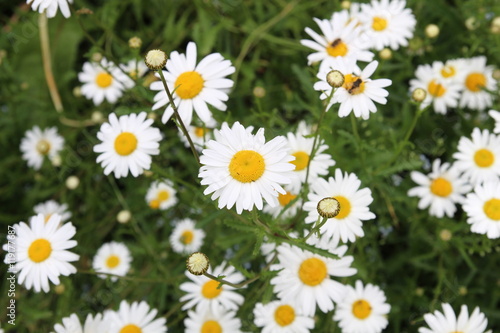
left=333, top=280, right=391, bottom=333
left=20, top=126, right=64, bottom=170
left=93, top=112, right=162, bottom=178
left=254, top=300, right=315, bottom=333
left=418, top=303, right=490, bottom=333
left=263, top=185, right=302, bottom=219
left=358, top=0, right=416, bottom=50
left=271, top=243, right=357, bottom=316
left=28, top=0, right=73, bottom=18
left=300, top=17, right=374, bottom=66
left=178, top=119, right=217, bottom=153
left=108, top=300, right=167, bottom=333
left=52, top=313, right=109, bottom=333
left=488, top=109, right=500, bottom=134
left=5, top=214, right=79, bottom=293
left=436, top=58, right=468, bottom=84
left=92, top=241, right=132, bottom=281
left=303, top=169, right=376, bottom=244
left=459, top=56, right=497, bottom=111
left=145, top=179, right=178, bottom=210
left=180, top=261, right=245, bottom=313
left=408, top=159, right=472, bottom=218
left=185, top=304, right=243, bottom=333
left=150, top=41, right=235, bottom=126
left=169, top=218, right=205, bottom=254
left=120, top=59, right=149, bottom=88
left=78, top=58, right=131, bottom=105
left=199, top=122, right=295, bottom=214
left=452, top=128, right=500, bottom=186
left=286, top=121, right=335, bottom=191
left=409, top=62, right=462, bottom=114
left=34, top=200, right=71, bottom=223
left=462, top=180, right=500, bottom=239
left=315, top=57, right=391, bottom=119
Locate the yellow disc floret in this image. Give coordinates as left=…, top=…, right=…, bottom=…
left=430, top=177, right=453, bottom=197
left=427, top=79, right=447, bottom=97
left=332, top=196, right=351, bottom=219
left=483, top=198, right=500, bottom=220
left=298, top=257, right=327, bottom=286
left=274, top=305, right=296, bottom=326
left=474, top=148, right=494, bottom=168
left=95, top=72, right=113, bottom=88
left=202, top=280, right=223, bottom=299
left=229, top=150, right=266, bottom=183
left=326, top=38, right=348, bottom=57
left=201, top=320, right=222, bottom=333
left=290, top=151, right=310, bottom=171
left=352, top=299, right=372, bottom=319
left=372, top=17, right=388, bottom=31
left=114, top=132, right=138, bottom=156
left=106, top=255, right=120, bottom=268
left=465, top=73, right=487, bottom=92
left=28, top=238, right=52, bottom=263
left=175, top=71, right=204, bottom=99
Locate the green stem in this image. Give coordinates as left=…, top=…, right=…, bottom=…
left=303, top=216, right=328, bottom=241
left=157, top=70, right=200, bottom=166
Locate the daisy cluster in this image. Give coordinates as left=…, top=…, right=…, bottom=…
left=408, top=111, right=500, bottom=239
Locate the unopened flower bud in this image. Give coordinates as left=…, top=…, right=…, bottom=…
left=326, top=70, right=345, bottom=88
left=117, top=210, right=131, bottom=224
left=66, top=176, right=80, bottom=190
left=186, top=252, right=210, bottom=275
left=129, top=36, right=142, bottom=49
left=317, top=197, right=341, bottom=218
left=412, top=88, right=427, bottom=103
left=145, top=49, right=167, bottom=70
left=425, top=24, right=440, bottom=38
left=379, top=48, right=392, bottom=60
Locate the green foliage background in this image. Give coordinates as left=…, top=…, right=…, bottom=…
left=0, top=0, right=499, bottom=331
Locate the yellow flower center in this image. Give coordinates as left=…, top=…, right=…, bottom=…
left=427, top=79, right=446, bottom=97
left=326, top=38, right=348, bottom=57
left=106, top=255, right=120, bottom=268
left=119, top=324, right=142, bottom=333
left=372, top=16, right=388, bottom=31
left=36, top=139, right=51, bottom=155
left=157, top=190, right=170, bottom=202
left=95, top=72, right=113, bottom=88
left=441, top=65, right=456, bottom=78
left=274, top=305, right=295, bottom=326
left=278, top=192, right=297, bottom=207
left=180, top=230, right=194, bottom=244
left=343, top=74, right=365, bottom=95
left=474, top=148, right=494, bottom=168
left=202, top=280, right=222, bottom=299
left=114, top=132, right=138, bottom=156
left=194, top=127, right=207, bottom=138
left=175, top=71, right=204, bottom=99
left=149, top=199, right=160, bottom=209
left=298, top=257, right=327, bottom=286
left=352, top=299, right=372, bottom=319
left=229, top=150, right=266, bottom=183
left=465, top=72, right=486, bottom=92
left=332, top=195, right=351, bottom=219
left=28, top=238, right=52, bottom=263
left=290, top=151, right=310, bottom=171
left=201, top=320, right=222, bottom=333
left=483, top=198, right=500, bottom=220
left=430, top=177, right=453, bottom=197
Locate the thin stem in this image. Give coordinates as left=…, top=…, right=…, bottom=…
left=157, top=70, right=200, bottom=166
left=39, top=13, right=63, bottom=113
left=303, top=216, right=328, bottom=241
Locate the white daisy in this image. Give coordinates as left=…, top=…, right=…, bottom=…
left=180, top=261, right=245, bottom=313
left=459, top=56, right=497, bottom=111
left=330, top=4, right=363, bottom=27
left=287, top=121, right=336, bottom=191
left=436, top=58, right=468, bottom=84
left=358, top=0, right=416, bottom=50
left=5, top=213, right=79, bottom=293
left=462, top=180, right=500, bottom=239
left=452, top=127, right=500, bottom=186
left=262, top=185, right=302, bottom=219
left=169, top=218, right=205, bottom=255
left=34, top=200, right=71, bottom=223
left=92, top=241, right=132, bottom=281
left=260, top=232, right=299, bottom=264
left=488, top=109, right=500, bottom=134
left=199, top=122, right=295, bottom=214
left=108, top=300, right=167, bottom=333
left=270, top=243, right=356, bottom=316
left=94, top=112, right=162, bottom=178
left=408, top=159, right=472, bottom=218
left=120, top=59, right=149, bottom=88
left=409, top=62, right=462, bottom=114
left=78, top=58, right=130, bottom=105
left=418, top=303, right=490, bottom=333
left=300, top=17, right=374, bottom=66
left=333, top=280, right=391, bottom=333
left=145, top=179, right=178, bottom=210
left=20, top=126, right=64, bottom=170
left=52, top=313, right=109, bottom=333
left=304, top=169, right=376, bottom=244
left=178, top=119, right=218, bottom=153
left=150, top=41, right=235, bottom=126
left=254, top=300, right=315, bottom=333
left=28, top=0, right=73, bottom=18
left=185, top=304, right=243, bottom=333
left=314, top=57, right=391, bottom=119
